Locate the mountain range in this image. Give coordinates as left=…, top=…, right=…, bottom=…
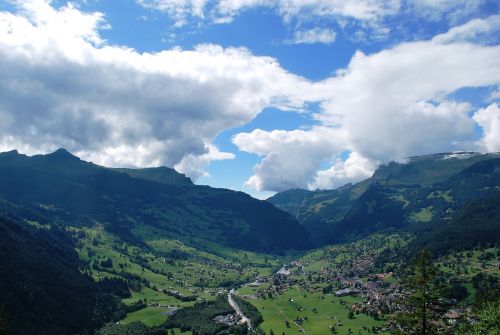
left=269, top=152, right=500, bottom=252
left=1, top=149, right=498, bottom=255
left=0, top=149, right=311, bottom=254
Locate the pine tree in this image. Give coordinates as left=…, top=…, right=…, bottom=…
left=393, top=250, right=443, bottom=335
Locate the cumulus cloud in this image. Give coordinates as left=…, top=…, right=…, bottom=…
left=233, top=127, right=346, bottom=192
left=309, top=152, right=378, bottom=190
left=288, top=28, right=336, bottom=45
left=233, top=16, right=500, bottom=192
left=316, top=37, right=500, bottom=163
left=473, top=103, right=500, bottom=152
left=0, top=0, right=317, bottom=179
left=175, top=144, right=235, bottom=179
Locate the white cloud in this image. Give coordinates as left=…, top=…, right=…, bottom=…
left=289, top=27, right=336, bottom=45
left=234, top=16, right=500, bottom=192
left=309, top=152, right=378, bottom=190
left=136, top=0, right=495, bottom=43
left=138, top=0, right=401, bottom=24
left=432, top=14, right=500, bottom=44
left=11, top=0, right=107, bottom=45
left=473, top=103, right=500, bottom=152
left=136, top=0, right=209, bottom=26
left=488, top=87, right=500, bottom=101
left=274, top=0, right=400, bottom=22
left=136, top=0, right=401, bottom=41
left=406, top=0, right=485, bottom=23
left=175, top=144, right=235, bottom=179
left=317, top=36, right=500, bottom=163
left=0, top=0, right=317, bottom=179
left=233, top=127, right=347, bottom=191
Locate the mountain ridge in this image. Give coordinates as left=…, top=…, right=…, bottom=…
left=0, top=149, right=311, bottom=253
left=268, top=151, right=500, bottom=250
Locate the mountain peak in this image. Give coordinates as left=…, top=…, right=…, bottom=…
left=0, top=149, right=25, bottom=162
left=1, top=149, right=19, bottom=156
left=47, top=148, right=80, bottom=161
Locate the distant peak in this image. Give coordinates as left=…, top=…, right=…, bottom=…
left=407, top=151, right=480, bottom=162
left=440, top=152, right=480, bottom=160
left=0, top=149, right=20, bottom=158
left=47, top=148, right=80, bottom=161
left=51, top=148, right=71, bottom=155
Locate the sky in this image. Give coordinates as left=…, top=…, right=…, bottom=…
left=0, top=0, right=499, bottom=199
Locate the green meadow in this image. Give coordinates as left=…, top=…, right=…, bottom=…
left=243, top=289, right=388, bottom=335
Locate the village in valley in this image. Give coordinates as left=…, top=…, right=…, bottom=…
left=45, top=203, right=496, bottom=335
left=227, top=234, right=499, bottom=335
left=85, top=225, right=499, bottom=335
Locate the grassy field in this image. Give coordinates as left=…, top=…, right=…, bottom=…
left=121, top=306, right=170, bottom=326
left=409, top=206, right=433, bottom=222
left=436, top=247, right=499, bottom=279
left=243, top=289, right=388, bottom=335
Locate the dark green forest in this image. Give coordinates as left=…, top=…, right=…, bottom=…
left=0, top=215, right=126, bottom=335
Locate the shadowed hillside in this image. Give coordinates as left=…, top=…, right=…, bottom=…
left=0, top=214, right=125, bottom=335
left=0, top=149, right=311, bottom=254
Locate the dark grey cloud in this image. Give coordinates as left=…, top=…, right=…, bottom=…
left=0, top=1, right=314, bottom=177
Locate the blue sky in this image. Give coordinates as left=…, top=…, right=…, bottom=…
left=0, top=0, right=499, bottom=198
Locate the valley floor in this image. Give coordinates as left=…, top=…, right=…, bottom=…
left=89, top=231, right=499, bottom=335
